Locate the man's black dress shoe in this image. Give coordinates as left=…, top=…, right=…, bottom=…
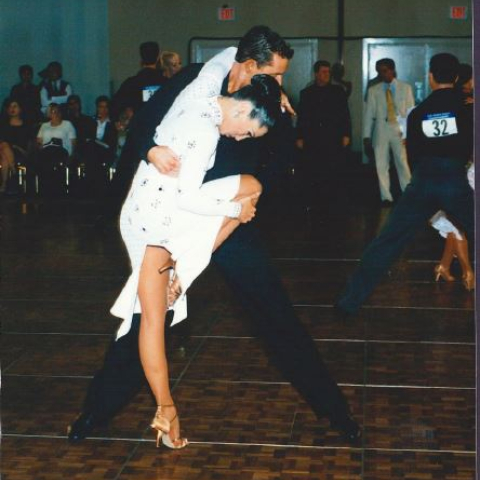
left=331, top=416, right=362, bottom=445
left=67, top=412, right=98, bottom=443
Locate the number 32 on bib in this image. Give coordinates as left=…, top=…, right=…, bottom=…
left=422, top=112, right=458, bottom=138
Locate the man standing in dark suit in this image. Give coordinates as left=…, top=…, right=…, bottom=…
left=296, top=60, right=351, bottom=210
left=68, top=26, right=360, bottom=444
left=111, top=41, right=167, bottom=118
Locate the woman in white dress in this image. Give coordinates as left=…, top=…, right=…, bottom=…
left=430, top=64, right=474, bottom=291
left=111, top=48, right=281, bottom=449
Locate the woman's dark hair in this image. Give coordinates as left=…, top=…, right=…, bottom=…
left=235, top=25, right=294, bottom=67
left=429, top=53, right=459, bottom=84
left=1, top=97, right=25, bottom=122
left=229, top=74, right=281, bottom=128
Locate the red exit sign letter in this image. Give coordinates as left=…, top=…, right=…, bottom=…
left=218, top=6, right=235, bottom=21
left=450, top=6, right=468, bottom=19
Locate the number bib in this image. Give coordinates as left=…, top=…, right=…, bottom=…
left=422, top=112, right=458, bottom=138
left=142, top=85, right=161, bottom=102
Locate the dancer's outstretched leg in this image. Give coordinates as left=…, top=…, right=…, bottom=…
left=453, top=234, right=474, bottom=291
left=213, top=174, right=262, bottom=251
left=434, top=233, right=456, bottom=282
left=168, top=174, right=262, bottom=304
left=138, top=245, right=187, bottom=449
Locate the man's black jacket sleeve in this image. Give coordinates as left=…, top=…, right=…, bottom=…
left=127, top=64, right=203, bottom=161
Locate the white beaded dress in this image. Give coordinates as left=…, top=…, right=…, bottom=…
left=111, top=48, right=239, bottom=339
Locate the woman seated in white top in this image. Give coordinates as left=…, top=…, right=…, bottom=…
left=110, top=48, right=281, bottom=449
left=36, top=103, right=76, bottom=193
left=37, top=103, right=76, bottom=157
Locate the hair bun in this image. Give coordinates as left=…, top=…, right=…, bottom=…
left=250, top=74, right=281, bottom=103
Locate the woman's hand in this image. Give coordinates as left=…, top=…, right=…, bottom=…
left=238, top=193, right=259, bottom=223
left=147, top=145, right=181, bottom=176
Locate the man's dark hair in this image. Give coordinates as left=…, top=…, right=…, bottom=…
left=377, top=58, right=395, bottom=71
left=140, top=41, right=160, bottom=65
left=19, top=64, right=33, bottom=76
left=96, top=95, right=110, bottom=106
left=235, top=25, right=294, bottom=66
left=429, top=53, right=459, bottom=84
left=313, top=60, right=331, bottom=73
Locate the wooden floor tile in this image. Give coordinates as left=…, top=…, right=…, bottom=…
left=2, top=436, right=134, bottom=480
left=364, top=450, right=475, bottom=480
left=120, top=443, right=363, bottom=480
left=366, top=343, right=475, bottom=388
left=363, top=387, right=475, bottom=451
left=3, top=333, right=201, bottom=377
left=1, top=300, right=119, bottom=334
left=182, top=337, right=365, bottom=385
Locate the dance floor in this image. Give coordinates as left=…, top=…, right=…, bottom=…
left=1, top=191, right=475, bottom=479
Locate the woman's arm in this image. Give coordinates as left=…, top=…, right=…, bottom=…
left=176, top=47, right=237, bottom=102
left=171, top=118, right=240, bottom=218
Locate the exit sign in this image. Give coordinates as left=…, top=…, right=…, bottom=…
left=450, top=6, right=468, bottom=19
left=218, top=6, right=235, bottom=21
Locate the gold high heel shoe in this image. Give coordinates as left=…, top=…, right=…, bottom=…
left=462, top=271, right=475, bottom=292
left=151, top=404, right=188, bottom=449
left=434, top=264, right=455, bottom=282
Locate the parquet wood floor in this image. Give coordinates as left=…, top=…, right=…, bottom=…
left=1, top=196, right=475, bottom=479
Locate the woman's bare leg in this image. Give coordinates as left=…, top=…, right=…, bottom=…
left=138, top=245, right=185, bottom=446
left=452, top=232, right=474, bottom=291
left=440, top=233, right=456, bottom=269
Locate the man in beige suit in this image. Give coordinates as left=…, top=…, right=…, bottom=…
left=364, top=58, right=414, bottom=204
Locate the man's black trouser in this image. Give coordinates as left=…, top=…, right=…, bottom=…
left=83, top=223, right=350, bottom=424
left=337, top=157, right=474, bottom=314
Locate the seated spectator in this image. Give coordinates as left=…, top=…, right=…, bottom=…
left=10, top=65, right=42, bottom=125
left=114, top=106, right=134, bottom=163
left=0, top=98, right=35, bottom=193
left=111, top=41, right=167, bottom=117
left=92, top=96, right=117, bottom=153
left=66, top=94, right=96, bottom=161
left=84, top=96, right=117, bottom=197
left=39, top=62, right=73, bottom=116
left=160, top=51, right=182, bottom=79
left=36, top=103, right=76, bottom=194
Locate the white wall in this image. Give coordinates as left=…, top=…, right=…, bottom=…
left=0, top=0, right=110, bottom=115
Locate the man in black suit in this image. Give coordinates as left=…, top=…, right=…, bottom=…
left=68, top=26, right=360, bottom=444
left=335, top=53, right=473, bottom=317
left=296, top=60, right=351, bottom=210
